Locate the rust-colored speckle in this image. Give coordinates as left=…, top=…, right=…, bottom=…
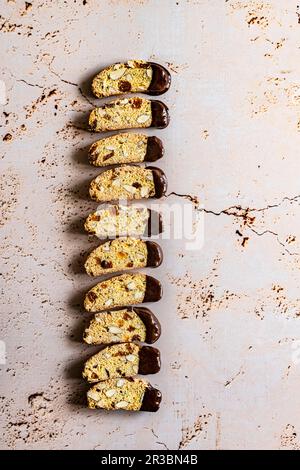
left=168, top=257, right=238, bottom=320
left=3, top=133, right=12, bottom=142
left=202, top=130, right=209, bottom=140
left=247, top=14, right=268, bottom=28
left=280, top=424, right=300, bottom=449
left=0, top=169, right=20, bottom=226
left=179, top=410, right=212, bottom=449
left=286, top=235, right=296, bottom=244
left=20, top=2, right=32, bottom=16
left=25, top=89, right=58, bottom=119
left=0, top=15, right=33, bottom=36
left=165, top=62, right=188, bottom=74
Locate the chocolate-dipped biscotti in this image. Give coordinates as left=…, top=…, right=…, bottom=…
left=89, top=166, right=167, bottom=202
left=87, top=377, right=162, bottom=412
left=83, top=343, right=161, bottom=383
left=84, top=273, right=162, bottom=312
left=92, top=60, right=171, bottom=98
left=89, top=97, right=169, bottom=132
left=83, top=307, right=161, bottom=345
left=88, top=133, right=163, bottom=167
left=84, top=205, right=162, bottom=238
left=85, top=237, right=162, bottom=276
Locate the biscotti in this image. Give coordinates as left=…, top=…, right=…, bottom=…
left=83, top=307, right=161, bottom=344
left=84, top=238, right=162, bottom=276
left=83, top=343, right=161, bottom=383
left=89, top=97, right=169, bottom=132
left=87, top=377, right=162, bottom=412
left=84, top=205, right=162, bottom=237
left=88, top=133, right=164, bottom=167
left=92, top=60, right=171, bottom=98
left=84, top=273, right=162, bottom=312
left=89, top=166, right=167, bottom=202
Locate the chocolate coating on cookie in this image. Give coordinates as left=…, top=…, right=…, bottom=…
left=134, top=307, right=161, bottom=343
left=145, top=136, right=164, bottom=162
left=146, top=241, right=163, bottom=268
left=151, top=100, right=170, bottom=129
left=148, top=166, right=168, bottom=198
left=144, top=275, right=163, bottom=302
left=138, top=346, right=161, bottom=375
left=147, top=63, right=171, bottom=96
left=140, top=385, right=162, bottom=412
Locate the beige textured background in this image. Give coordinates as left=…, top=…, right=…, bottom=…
left=1, top=0, right=300, bottom=450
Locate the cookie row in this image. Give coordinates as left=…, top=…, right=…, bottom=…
left=82, top=271, right=163, bottom=412
left=89, top=61, right=170, bottom=134
left=83, top=273, right=163, bottom=414
left=82, top=61, right=170, bottom=412
left=84, top=343, right=161, bottom=412
left=83, top=307, right=162, bottom=412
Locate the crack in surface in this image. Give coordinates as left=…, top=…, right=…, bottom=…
left=77, top=86, right=94, bottom=106
left=156, top=440, right=169, bottom=450
left=169, top=191, right=300, bottom=214
left=224, top=367, right=244, bottom=387
left=203, top=203, right=300, bottom=256
left=166, top=191, right=200, bottom=207
left=203, top=194, right=300, bottom=217
left=47, top=59, right=94, bottom=106
left=248, top=227, right=299, bottom=256
left=16, top=79, right=44, bottom=89
left=169, top=192, right=300, bottom=255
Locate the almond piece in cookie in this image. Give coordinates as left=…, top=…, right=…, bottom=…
left=88, top=133, right=164, bottom=167
left=83, top=343, right=161, bottom=383
left=89, top=97, right=169, bottom=132
left=89, top=166, right=167, bottom=202
left=84, top=273, right=162, bottom=313
left=84, top=238, right=163, bottom=276
left=87, top=377, right=162, bottom=412
left=91, top=60, right=171, bottom=98
left=83, top=307, right=161, bottom=345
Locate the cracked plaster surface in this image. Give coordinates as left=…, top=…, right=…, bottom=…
left=1, top=0, right=300, bottom=450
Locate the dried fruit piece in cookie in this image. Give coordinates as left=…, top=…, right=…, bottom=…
left=83, top=307, right=161, bottom=345
left=84, top=205, right=163, bottom=238
left=89, top=165, right=167, bottom=202
left=87, top=377, right=162, bottom=412
left=89, top=97, right=169, bottom=132
left=83, top=343, right=161, bottom=383
left=92, top=60, right=171, bottom=98
left=88, top=133, right=164, bottom=167
left=84, top=273, right=162, bottom=313
left=84, top=237, right=163, bottom=276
